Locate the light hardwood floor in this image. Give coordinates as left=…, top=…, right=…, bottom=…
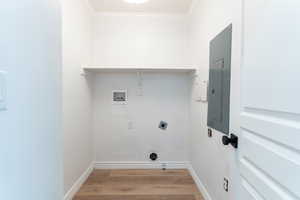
left=74, top=169, right=204, bottom=200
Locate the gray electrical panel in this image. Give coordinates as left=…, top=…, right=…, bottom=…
left=207, top=24, right=232, bottom=135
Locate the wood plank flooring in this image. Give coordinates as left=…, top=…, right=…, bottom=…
left=74, top=169, right=204, bottom=200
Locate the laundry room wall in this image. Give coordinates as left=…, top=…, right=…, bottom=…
left=90, top=13, right=191, bottom=166
left=92, top=13, right=189, bottom=67
left=92, top=73, right=190, bottom=165
left=0, top=0, right=62, bottom=199
left=187, top=0, right=242, bottom=199
left=62, top=0, right=94, bottom=195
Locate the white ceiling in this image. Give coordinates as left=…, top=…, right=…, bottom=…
left=88, top=0, right=194, bottom=14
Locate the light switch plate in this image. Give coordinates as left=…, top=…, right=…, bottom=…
left=200, top=80, right=208, bottom=102
left=0, top=71, right=7, bottom=111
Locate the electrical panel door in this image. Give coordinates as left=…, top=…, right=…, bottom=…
left=207, top=24, right=232, bottom=135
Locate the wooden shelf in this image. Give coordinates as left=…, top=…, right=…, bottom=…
left=82, top=66, right=197, bottom=73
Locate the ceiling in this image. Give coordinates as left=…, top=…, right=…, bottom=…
left=88, top=0, right=194, bottom=14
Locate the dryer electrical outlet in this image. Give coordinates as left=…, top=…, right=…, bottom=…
left=0, top=71, right=7, bottom=111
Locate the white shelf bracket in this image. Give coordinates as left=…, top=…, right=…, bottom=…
left=81, top=67, right=87, bottom=76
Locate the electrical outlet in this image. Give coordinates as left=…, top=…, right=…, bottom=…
left=223, top=178, right=229, bottom=192
left=208, top=128, right=213, bottom=137
left=136, top=87, right=143, bottom=96
left=128, top=121, right=134, bottom=130
left=0, top=71, right=7, bottom=111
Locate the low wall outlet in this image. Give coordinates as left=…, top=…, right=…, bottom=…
left=0, top=71, right=7, bottom=111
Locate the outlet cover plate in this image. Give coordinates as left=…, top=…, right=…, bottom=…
left=0, top=71, right=7, bottom=111
left=223, top=178, right=229, bottom=192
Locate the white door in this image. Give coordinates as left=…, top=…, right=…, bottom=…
left=238, top=0, right=300, bottom=199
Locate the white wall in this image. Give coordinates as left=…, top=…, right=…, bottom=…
left=91, top=13, right=191, bottom=165
left=61, top=1, right=243, bottom=199
left=92, top=13, right=189, bottom=67
left=0, top=0, right=62, bottom=199
left=92, top=73, right=190, bottom=164
left=188, top=0, right=241, bottom=200
left=62, top=0, right=94, bottom=194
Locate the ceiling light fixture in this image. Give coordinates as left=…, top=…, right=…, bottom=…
left=124, top=0, right=149, bottom=4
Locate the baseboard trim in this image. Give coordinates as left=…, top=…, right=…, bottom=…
left=188, top=165, right=213, bottom=200
left=94, top=161, right=189, bottom=169
left=64, top=163, right=94, bottom=200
